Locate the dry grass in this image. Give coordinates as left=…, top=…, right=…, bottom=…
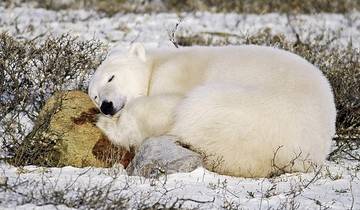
left=2, top=0, right=359, bottom=15
left=164, top=0, right=359, bottom=13
left=0, top=168, right=205, bottom=209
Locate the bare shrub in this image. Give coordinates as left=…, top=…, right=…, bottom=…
left=0, top=33, right=105, bottom=162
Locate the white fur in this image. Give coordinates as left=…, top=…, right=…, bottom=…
left=88, top=43, right=336, bottom=177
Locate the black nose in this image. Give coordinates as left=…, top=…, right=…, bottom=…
left=100, top=101, right=114, bottom=115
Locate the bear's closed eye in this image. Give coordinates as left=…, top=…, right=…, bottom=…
left=108, top=75, right=115, bottom=82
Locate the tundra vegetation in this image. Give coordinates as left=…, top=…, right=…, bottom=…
left=2, top=0, right=360, bottom=14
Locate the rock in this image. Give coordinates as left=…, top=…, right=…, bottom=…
left=17, top=91, right=134, bottom=168
left=126, top=136, right=203, bottom=178
left=0, top=175, right=8, bottom=186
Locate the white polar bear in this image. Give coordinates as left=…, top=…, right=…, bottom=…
left=88, top=43, right=336, bottom=177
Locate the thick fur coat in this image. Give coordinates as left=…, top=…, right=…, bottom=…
left=88, top=43, right=336, bottom=177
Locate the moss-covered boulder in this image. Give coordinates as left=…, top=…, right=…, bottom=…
left=12, top=91, right=134, bottom=168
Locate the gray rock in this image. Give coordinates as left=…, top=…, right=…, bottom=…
left=0, top=175, right=8, bottom=186
left=126, top=136, right=203, bottom=178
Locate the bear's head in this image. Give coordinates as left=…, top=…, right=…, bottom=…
left=88, top=43, right=150, bottom=117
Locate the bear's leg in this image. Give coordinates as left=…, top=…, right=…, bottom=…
left=96, top=110, right=142, bottom=151
left=126, top=93, right=183, bottom=141
left=97, top=94, right=182, bottom=150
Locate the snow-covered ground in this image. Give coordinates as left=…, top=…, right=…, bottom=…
left=1, top=160, right=359, bottom=209
left=0, top=5, right=359, bottom=209
left=0, top=6, right=359, bottom=48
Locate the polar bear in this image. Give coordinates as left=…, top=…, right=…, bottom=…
left=88, top=43, right=336, bottom=177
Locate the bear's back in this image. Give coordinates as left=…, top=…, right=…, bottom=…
left=148, top=45, right=329, bottom=98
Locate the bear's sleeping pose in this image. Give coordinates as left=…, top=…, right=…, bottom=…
left=88, top=43, right=336, bottom=177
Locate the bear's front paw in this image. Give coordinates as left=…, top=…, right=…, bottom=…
left=96, top=111, right=143, bottom=151
left=96, top=114, right=117, bottom=135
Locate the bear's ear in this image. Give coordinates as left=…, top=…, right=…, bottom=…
left=128, top=43, right=146, bottom=62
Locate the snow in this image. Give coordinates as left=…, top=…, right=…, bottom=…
left=0, top=7, right=359, bottom=48
left=1, top=160, right=359, bottom=209
left=0, top=5, right=359, bottom=209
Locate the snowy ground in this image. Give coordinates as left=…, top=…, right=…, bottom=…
left=1, top=160, right=359, bottom=209
left=0, top=6, right=359, bottom=48
left=0, top=5, right=360, bottom=209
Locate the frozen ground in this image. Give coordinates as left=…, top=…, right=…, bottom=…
left=0, top=5, right=359, bottom=209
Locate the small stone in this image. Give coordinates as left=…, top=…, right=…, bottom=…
left=0, top=176, right=8, bottom=186
left=127, top=135, right=203, bottom=178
